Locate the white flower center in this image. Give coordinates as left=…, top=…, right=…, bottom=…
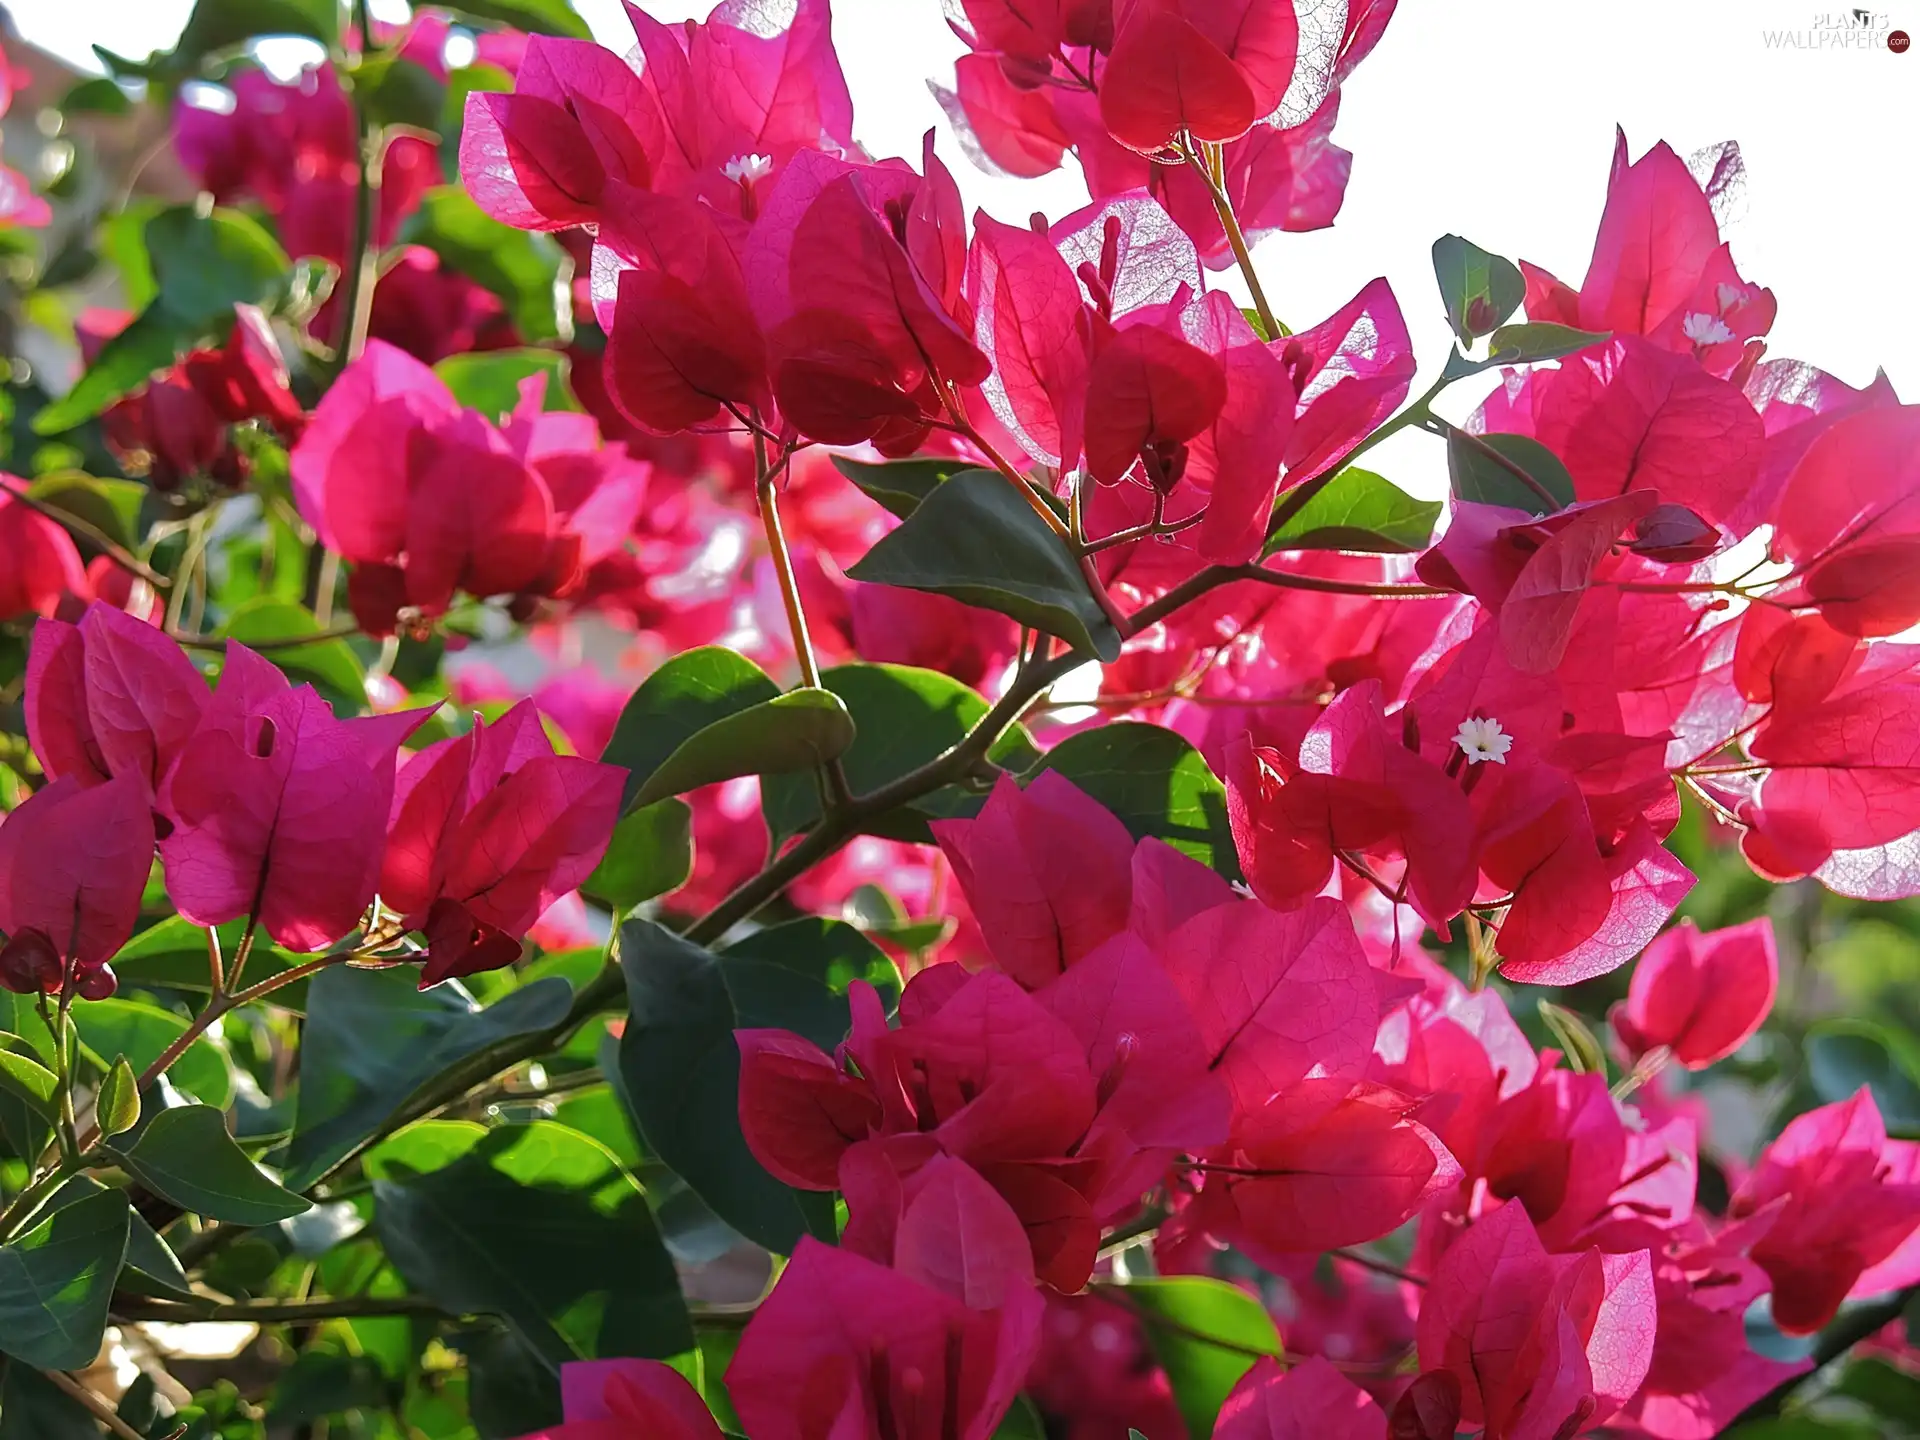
left=721, top=153, right=774, bottom=185
left=1453, top=716, right=1513, bottom=765
left=1682, top=312, right=1735, bottom=347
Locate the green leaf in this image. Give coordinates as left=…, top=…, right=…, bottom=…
left=60, top=76, right=132, bottom=117
left=0, top=1189, right=131, bottom=1370
left=635, top=689, right=854, bottom=813
left=434, top=348, right=579, bottom=419
left=70, top=996, right=231, bottom=1109
left=406, top=187, right=571, bottom=344
left=45, top=1176, right=192, bottom=1298
left=761, top=662, right=1020, bottom=847
left=1263, top=466, right=1442, bottom=555
left=26, top=472, right=146, bottom=552
left=111, top=916, right=317, bottom=1013
left=1119, top=1277, right=1282, bottom=1440
left=374, top=1121, right=691, bottom=1367
left=1432, top=234, right=1524, bottom=343
left=584, top=799, right=694, bottom=910
left=722, top=917, right=899, bottom=1006
left=601, top=646, right=845, bottom=814
left=353, top=52, right=447, bottom=135
left=993, top=1395, right=1047, bottom=1439
left=284, top=965, right=575, bottom=1191
left=1029, top=723, right=1240, bottom=879
left=829, top=455, right=977, bottom=520
left=1445, top=430, right=1575, bottom=516
left=437, top=0, right=591, bottom=38
left=0, top=998, right=54, bottom=1161
left=0, top=1048, right=57, bottom=1119
left=457, top=1325, right=565, bottom=1435
left=1486, top=322, right=1611, bottom=365
left=112, top=1105, right=310, bottom=1225
left=1807, top=1019, right=1920, bottom=1135
left=617, top=918, right=841, bottom=1254
left=97, top=1055, right=140, bottom=1138
left=219, top=598, right=366, bottom=701
left=35, top=207, right=292, bottom=433
left=847, top=469, right=1121, bottom=661
left=0, top=1360, right=102, bottom=1438
left=171, top=0, right=338, bottom=62
left=32, top=308, right=181, bottom=435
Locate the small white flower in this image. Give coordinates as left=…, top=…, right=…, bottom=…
left=1453, top=716, right=1513, bottom=765
left=1681, top=311, right=1735, bottom=347
left=721, top=153, right=774, bottom=185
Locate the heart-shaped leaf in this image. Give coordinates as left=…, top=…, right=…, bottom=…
left=112, top=1105, right=311, bottom=1225
left=1264, top=467, right=1442, bottom=555
left=1446, top=430, right=1575, bottom=516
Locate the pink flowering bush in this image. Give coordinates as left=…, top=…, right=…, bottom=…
left=0, top=1, right=1917, bottom=1436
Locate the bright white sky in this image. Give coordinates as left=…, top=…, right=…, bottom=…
left=10, top=0, right=1917, bottom=494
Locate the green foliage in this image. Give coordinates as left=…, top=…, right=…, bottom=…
left=1119, top=1277, right=1283, bottom=1440
left=1432, top=234, right=1525, bottom=343
left=848, top=469, right=1123, bottom=660
left=1031, top=722, right=1241, bottom=879
left=1446, top=428, right=1576, bottom=514
left=1264, top=466, right=1442, bottom=554
left=585, top=799, right=696, bottom=910
left=829, top=455, right=980, bottom=519
left=0, top=1190, right=129, bottom=1369
left=111, top=1105, right=310, bottom=1224
left=617, top=919, right=841, bottom=1253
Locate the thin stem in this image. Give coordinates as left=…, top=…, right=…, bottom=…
left=115, top=1294, right=448, bottom=1324
left=223, top=916, right=260, bottom=998
left=327, top=0, right=382, bottom=381
left=0, top=476, right=170, bottom=589
left=1264, top=373, right=1449, bottom=541
left=1079, top=504, right=1206, bottom=556
left=226, top=954, right=344, bottom=1009
left=40, top=1370, right=151, bottom=1440
left=1097, top=1205, right=1167, bottom=1259
left=942, top=389, right=1072, bottom=540
left=1178, top=138, right=1278, bottom=341
left=204, top=926, right=224, bottom=996
left=1217, top=564, right=1448, bottom=599
left=753, top=434, right=824, bottom=693
left=167, top=623, right=363, bottom=653
left=1330, top=1247, right=1426, bottom=1286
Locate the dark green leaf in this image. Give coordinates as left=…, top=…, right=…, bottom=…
left=761, top=662, right=1019, bottom=847
left=1120, top=1277, right=1282, bottom=1440
left=353, top=52, right=447, bottom=135
left=97, top=1055, right=140, bottom=1138
left=847, top=469, right=1121, bottom=661
left=722, top=916, right=899, bottom=1006
left=26, top=472, right=146, bottom=551
left=112, top=1104, right=310, bottom=1225
left=457, top=1324, right=564, bottom=1437
left=584, top=799, right=694, bottom=910
left=1486, top=322, right=1611, bottom=364
left=993, top=1395, right=1046, bottom=1439
left=171, top=0, right=339, bottom=64
left=32, top=308, right=181, bottom=434
left=617, top=918, right=840, bottom=1254
left=1432, top=234, right=1524, bottom=343
left=829, top=455, right=978, bottom=520
left=219, top=598, right=365, bottom=701
left=434, top=348, right=580, bottom=419
left=35, top=207, right=291, bottom=433
left=1263, top=467, right=1441, bottom=555
left=1445, top=430, right=1575, bottom=516
left=374, top=1121, right=690, bottom=1367
left=602, top=647, right=786, bottom=813
left=631, top=688, right=854, bottom=813
left=44, top=1177, right=192, bottom=1298
left=438, top=0, right=591, bottom=38
left=112, top=916, right=316, bottom=1013
left=0, top=1049, right=57, bottom=1119
left=0, top=1361, right=102, bottom=1439
left=406, top=187, right=571, bottom=344
left=1807, top=1020, right=1920, bottom=1135
left=267, top=1346, right=393, bottom=1424
left=1030, top=723, right=1240, bottom=879
left=70, top=997, right=231, bottom=1109
left=284, top=966, right=574, bottom=1191
left=0, top=1189, right=130, bottom=1370
left=60, top=77, right=132, bottom=117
